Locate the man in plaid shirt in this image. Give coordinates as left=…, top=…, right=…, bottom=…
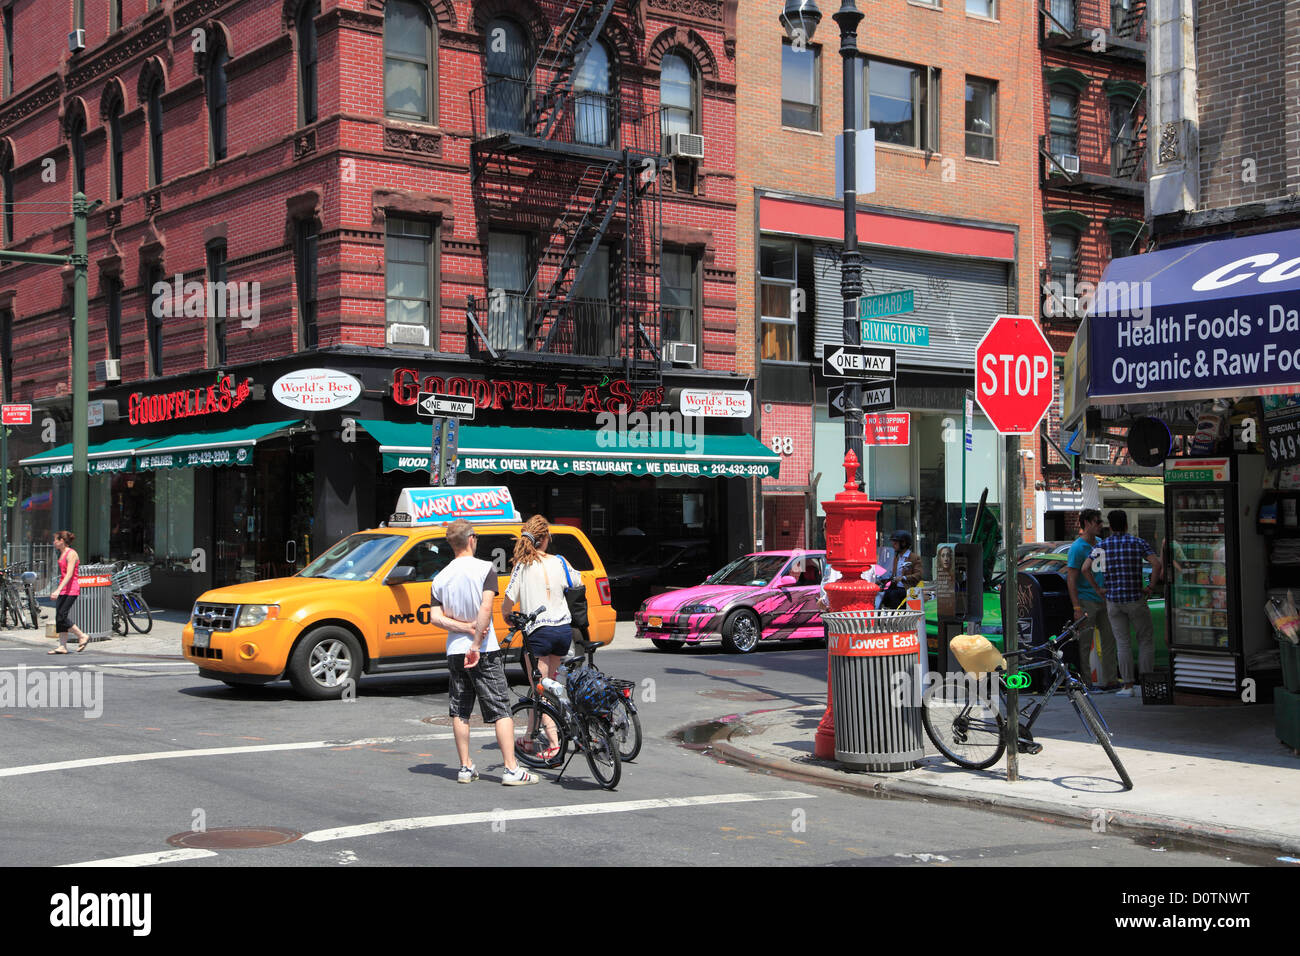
left=1084, top=510, right=1163, bottom=697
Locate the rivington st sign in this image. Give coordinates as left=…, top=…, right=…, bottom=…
left=391, top=368, right=664, bottom=414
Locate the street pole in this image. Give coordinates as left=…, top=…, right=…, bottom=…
left=1003, top=433, right=1020, bottom=782
left=72, top=193, right=89, bottom=547
left=834, top=0, right=864, bottom=486
left=1, top=424, right=7, bottom=565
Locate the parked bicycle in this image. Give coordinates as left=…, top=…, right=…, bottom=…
left=110, top=562, right=153, bottom=635
left=503, top=609, right=630, bottom=790
left=921, top=618, right=1133, bottom=790
left=0, top=563, right=41, bottom=629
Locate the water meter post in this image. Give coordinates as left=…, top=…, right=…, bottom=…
left=814, top=449, right=881, bottom=760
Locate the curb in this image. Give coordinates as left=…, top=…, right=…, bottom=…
left=693, top=711, right=1300, bottom=857
left=0, top=629, right=184, bottom=659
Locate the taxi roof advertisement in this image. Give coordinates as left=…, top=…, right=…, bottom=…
left=394, top=486, right=518, bottom=525
left=1087, top=227, right=1300, bottom=403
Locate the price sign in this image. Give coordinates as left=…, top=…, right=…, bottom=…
left=1265, top=405, right=1300, bottom=468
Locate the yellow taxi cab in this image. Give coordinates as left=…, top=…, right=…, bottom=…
left=182, top=486, right=615, bottom=699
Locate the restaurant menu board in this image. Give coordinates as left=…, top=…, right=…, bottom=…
left=1170, top=488, right=1230, bottom=649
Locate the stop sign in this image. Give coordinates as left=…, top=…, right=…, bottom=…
left=974, top=315, right=1054, bottom=435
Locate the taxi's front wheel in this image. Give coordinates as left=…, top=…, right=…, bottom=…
left=288, top=627, right=362, bottom=701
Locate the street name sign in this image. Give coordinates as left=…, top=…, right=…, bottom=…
left=417, top=392, right=476, bottom=419
left=860, top=316, right=930, bottom=347
left=823, top=344, right=897, bottom=380
left=974, top=315, right=1054, bottom=435
left=858, top=290, right=914, bottom=320
left=1, top=404, right=32, bottom=426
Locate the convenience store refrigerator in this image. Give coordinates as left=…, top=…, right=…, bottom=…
left=1164, top=455, right=1268, bottom=695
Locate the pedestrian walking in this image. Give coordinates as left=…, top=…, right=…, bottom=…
left=1066, top=509, right=1118, bottom=690
left=48, top=530, right=90, bottom=654
left=1085, top=510, right=1163, bottom=697
left=880, top=530, right=922, bottom=610
left=427, top=519, right=537, bottom=786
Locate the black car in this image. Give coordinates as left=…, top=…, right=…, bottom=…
left=606, top=539, right=715, bottom=614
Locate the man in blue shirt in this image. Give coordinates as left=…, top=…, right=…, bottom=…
left=1066, top=508, right=1117, bottom=690
left=1086, top=510, right=1164, bottom=697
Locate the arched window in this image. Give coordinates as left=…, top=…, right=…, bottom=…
left=484, top=17, right=528, bottom=133
left=207, top=33, right=229, bottom=162
left=660, top=51, right=695, bottom=138
left=70, top=112, right=86, bottom=195
left=108, top=97, right=124, bottom=201
left=573, top=39, right=611, bottom=147
left=146, top=79, right=164, bottom=186
left=385, top=0, right=435, bottom=123
left=1049, top=226, right=1080, bottom=290
left=298, top=0, right=319, bottom=126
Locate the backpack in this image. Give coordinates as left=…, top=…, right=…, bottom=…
left=565, top=665, right=620, bottom=718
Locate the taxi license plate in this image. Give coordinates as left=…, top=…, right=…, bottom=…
left=193, top=626, right=211, bottom=649
left=649, top=616, right=663, bottom=628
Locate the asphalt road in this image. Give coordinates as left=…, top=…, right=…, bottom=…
left=0, top=633, right=1255, bottom=868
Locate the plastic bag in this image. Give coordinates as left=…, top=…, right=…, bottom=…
left=1265, top=591, right=1300, bottom=645
left=950, top=634, right=1007, bottom=675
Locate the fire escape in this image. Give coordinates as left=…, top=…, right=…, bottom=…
left=466, top=0, right=664, bottom=393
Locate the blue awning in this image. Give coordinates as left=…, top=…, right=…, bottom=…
left=1087, top=227, right=1300, bottom=403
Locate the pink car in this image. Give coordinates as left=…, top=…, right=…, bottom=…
left=634, top=550, right=827, bottom=653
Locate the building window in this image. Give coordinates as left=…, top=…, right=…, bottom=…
left=2, top=148, right=13, bottom=244
left=1110, top=98, right=1138, bottom=176
left=865, top=59, right=937, bottom=151
left=1049, top=228, right=1079, bottom=289
left=0, top=309, right=12, bottom=403
left=573, top=243, right=613, bottom=356
left=106, top=277, right=121, bottom=361
left=207, top=33, right=229, bottom=162
left=574, top=39, right=612, bottom=147
left=760, top=239, right=814, bottom=363
left=484, top=17, right=528, bottom=134
left=965, top=77, right=995, bottom=160
left=781, top=40, right=819, bottom=130
left=108, top=98, right=123, bottom=201
left=384, top=0, right=435, bottom=124
left=385, top=216, right=435, bottom=348
left=486, top=230, right=529, bottom=351
left=967, top=0, right=994, bottom=15
left=296, top=219, right=319, bottom=350
left=110, top=0, right=121, bottom=32
left=1111, top=0, right=1136, bottom=36
left=70, top=113, right=86, bottom=195
left=207, top=241, right=228, bottom=366
left=660, top=51, right=695, bottom=137
left=1049, top=0, right=1074, bottom=32
left=147, top=79, right=163, bottom=186
left=662, top=249, right=698, bottom=363
left=2, top=6, right=12, bottom=99
left=298, top=0, right=319, bottom=126
left=146, top=262, right=164, bottom=375
left=1049, top=88, right=1077, bottom=158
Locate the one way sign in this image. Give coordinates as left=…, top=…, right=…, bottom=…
left=822, top=344, right=896, bottom=380
left=417, top=392, right=476, bottom=419
left=828, top=381, right=896, bottom=419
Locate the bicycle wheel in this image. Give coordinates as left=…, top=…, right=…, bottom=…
left=1071, top=690, right=1133, bottom=791
left=2, top=590, right=20, bottom=629
left=922, top=678, right=1007, bottom=770
left=22, top=588, right=41, bottom=629
left=580, top=715, right=621, bottom=790
left=609, top=696, right=642, bottom=762
left=124, top=591, right=153, bottom=633
left=112, top=597, right=129, bottom=636
left=509, top=698, right=569, bottom=770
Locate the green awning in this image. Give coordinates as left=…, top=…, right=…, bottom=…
left=358, top=420, right=781, bottom=479
left=19, top=438, right=149, bottom=477
left=135, top=421, right=299, bottom=470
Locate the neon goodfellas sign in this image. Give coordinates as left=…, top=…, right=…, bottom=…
left=128, top=376, right=252, bottom=425
left=390, top=368, right=664, bottom=413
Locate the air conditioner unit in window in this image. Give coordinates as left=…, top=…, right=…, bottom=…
left=1085, top=443, right=1111, bottom=463
left=387, top=323, right=429, bottom=347
left=663, top=341, right=697, bottom=365
left=95, top=359, right=121, bottom=382
left=667, top=133, right=705, bottom=160
left=1058, top=153, right=1080, bottom=174
left=68, top=30, right=86, bottom=52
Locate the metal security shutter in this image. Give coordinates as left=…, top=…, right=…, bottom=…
left=813, top=243, right=1011, bottom=371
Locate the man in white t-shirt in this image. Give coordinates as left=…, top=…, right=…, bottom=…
left=429, top=519, right=537, bottom=786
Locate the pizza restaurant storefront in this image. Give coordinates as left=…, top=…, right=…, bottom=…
left=13, top=356, right=773, bottom=609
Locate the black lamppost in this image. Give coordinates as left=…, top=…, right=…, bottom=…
left=779, top=0, right=864, bottom=485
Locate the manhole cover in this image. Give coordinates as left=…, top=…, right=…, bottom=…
left=705, top=669, right=764, bottom=678
left=167, top=827, right=302, bottom=850
left=698, top=688, right=780, bottom=701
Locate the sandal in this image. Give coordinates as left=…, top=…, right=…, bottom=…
left=47, top=647, right=69, bottom=655
left=537, top=744, right=560, bottom=760
left=76, top=640, right=89, bottom=653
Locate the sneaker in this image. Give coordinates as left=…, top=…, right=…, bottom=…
left=502, top=766, right=538, bottom=786
left=457, top=764, right=478, bottom=784
left=1115, top=686, right=1135, bottom=698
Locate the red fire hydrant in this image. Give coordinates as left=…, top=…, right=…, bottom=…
left=814, top=450, right=881, bottom=760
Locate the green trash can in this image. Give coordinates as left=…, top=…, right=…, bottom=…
left=1280, top=638, right=1300, bottom=694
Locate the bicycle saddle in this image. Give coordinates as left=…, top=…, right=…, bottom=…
left=21, top=571, right=37, bottom=583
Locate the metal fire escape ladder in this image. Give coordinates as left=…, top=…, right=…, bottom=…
left=1114, top=86, right=1147, bottom=180
left=532, top=0, right=618, bottom=140
left=622, top=148, right=663, bottom=388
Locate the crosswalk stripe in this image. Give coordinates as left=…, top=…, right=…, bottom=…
left=59, top=848, right=219, bottom=867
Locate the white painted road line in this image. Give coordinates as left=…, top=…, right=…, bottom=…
left=302, top=790, right=817, bottom=842
left=59, top=848, right=219, bottom=867
left=92, top=662, right=197, bottom=668
left=0, top=732, right=494, bottom=778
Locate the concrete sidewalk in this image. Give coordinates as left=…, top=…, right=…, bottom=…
left=704, top=691, right=1300, bottom=855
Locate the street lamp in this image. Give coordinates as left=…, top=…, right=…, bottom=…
left=778, top=0, right=864, bottom=485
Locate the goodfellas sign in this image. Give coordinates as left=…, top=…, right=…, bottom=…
left=1089, top=227, right=1300, bottom=402
left=128, top=376, right=252, bottom=425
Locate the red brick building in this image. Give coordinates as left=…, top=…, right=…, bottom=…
left=0, top=0, right=766, bottom=607
left=735, top=0, right=1039, bottom=567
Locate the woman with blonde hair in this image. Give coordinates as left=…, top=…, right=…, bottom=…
left=501, top=515, right=573, bottom=757
left=49, top=530, right=91, bottom=654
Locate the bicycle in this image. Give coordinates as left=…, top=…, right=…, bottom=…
left=0, top=564, right=39, bottom=629
left=110, top=563, right=153, bottom=634
left=503, top=609, right=624, bottom=790
left=921, top=618, right=1133, bottom=790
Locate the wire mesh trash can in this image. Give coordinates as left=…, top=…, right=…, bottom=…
left=71, top=563, right=116, bottom=643
left=824, top=608, right=925, bottom=771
